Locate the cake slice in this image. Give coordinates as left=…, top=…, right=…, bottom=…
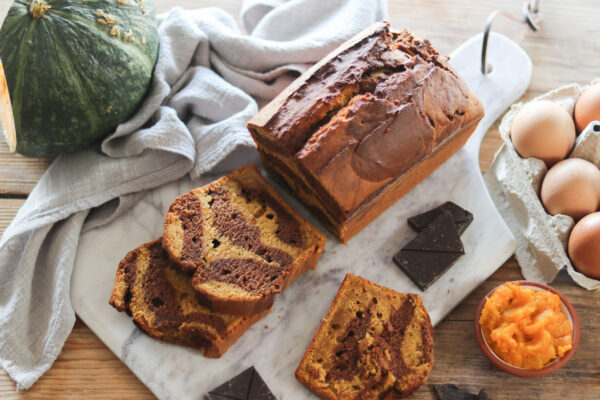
left=109, top=239, right=269, bottom=358
left=163, top=164, right=326, bottom=316
left=296, top=274, right=434, bottom=399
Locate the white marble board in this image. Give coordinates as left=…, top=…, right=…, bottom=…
left=71, top=33, right=527, bottom=399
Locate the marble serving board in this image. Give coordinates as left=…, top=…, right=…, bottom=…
left=71, top=33, right=526, bottom=399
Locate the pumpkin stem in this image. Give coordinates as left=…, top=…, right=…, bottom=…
left=29, top=0, right=51, bottom=19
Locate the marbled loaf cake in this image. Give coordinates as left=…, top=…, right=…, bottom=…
left=296, top=274, right=434, bottom=399
left=109, top=239, right=269, bottom=358
left=247, top=22, right=484, bottom=242
left=163, top=164, right=326, bottom=316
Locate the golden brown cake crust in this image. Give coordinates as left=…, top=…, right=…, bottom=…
left=295, top=274, right=434, bottom=399
left=109, top=239, right=269, bottom=358
left=162, top=164, right=326, bottom=316
left=247, top=22, right=484, bottom=243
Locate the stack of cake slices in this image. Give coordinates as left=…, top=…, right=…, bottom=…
left=109, top=165, right=326, bottom=357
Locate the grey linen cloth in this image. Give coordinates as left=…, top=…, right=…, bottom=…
left=0, top=0, right=386, bottom=390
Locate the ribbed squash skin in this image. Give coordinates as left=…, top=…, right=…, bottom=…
left=0, top=0, right=159, bottom=156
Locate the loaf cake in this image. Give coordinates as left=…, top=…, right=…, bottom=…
left=295, top=274, right=434, bottom=399
left=163, top=164, right=326, bottom=316
left=247, top=22, right=484, bottom=242
left=109, top=239, right=269, bottom=358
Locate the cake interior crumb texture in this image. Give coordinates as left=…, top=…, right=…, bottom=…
left=296, top=274, right=434, bottom=400
left=162, top=164, right=326, bottom=315
left=109, top=239, right=269, bottom=358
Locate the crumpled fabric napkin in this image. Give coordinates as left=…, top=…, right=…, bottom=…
left=0, top=0, right=386, bottom=390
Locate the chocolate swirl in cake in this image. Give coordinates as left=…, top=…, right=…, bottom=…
left=208, top=186, right=294, bottom=266
left=109, top=239, right=270, bottom=358
left=327, top=307, right=373, bottom=382
left=295, top=274, right=434, bottom=399
left=199, top=258, right=288, bottom=296
left=237, top=182, right=304, bottom=247
left=170, top=185, right=295, bottom=297
left=166, top=192, right=205, bottom=272
left=162, top=165, right=326, bottom=316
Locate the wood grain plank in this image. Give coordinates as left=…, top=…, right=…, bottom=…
left=0, top=320, right=154, bottom=400
left=479, top=123, right=503, bottom=173
left=423, top=320, right=600, bottom=400
left=0, top=198, right=24, bottom=236
left=0, top=141, right=53, bottom=195
left=388, top=0, right=600, bottom=97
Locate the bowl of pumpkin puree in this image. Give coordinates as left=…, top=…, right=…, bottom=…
left=474, top=281, right=580, bottom=377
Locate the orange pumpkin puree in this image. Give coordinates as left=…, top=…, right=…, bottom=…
left=479, top=282, right=573, bottom=370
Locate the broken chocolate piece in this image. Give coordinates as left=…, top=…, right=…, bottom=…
left=207, top=367, right=253, bottom=399
left=393, top=249, right=462, bottom=290
left=206, top=367, right=276, bottom=400
left=434, top=384, right=489, bottom=400
left=408, top=201, right=473, bottom=235
left=394, top=207, right=470, bottom=290
left=403, top=210, right=465, bottom=253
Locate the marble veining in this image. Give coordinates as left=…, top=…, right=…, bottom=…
left=71, top=33, right=527, bottom=399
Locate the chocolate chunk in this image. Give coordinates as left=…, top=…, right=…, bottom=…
left=206, top=367, right=275, bottom=400
left=394, top=209, right=468, bottom=290
left=408, top=201, right=473, bottom=235
left=247, top=368, right=276, bottom=400
left=207, top=367, right=253, bottom=399
left=434, top=384, right=489, bottom=400
left=393, top=249, right=462, bottom=291
left=403, top=210, right=464, bottom=253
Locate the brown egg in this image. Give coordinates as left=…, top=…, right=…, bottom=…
left=540, top=158, right=600, bottom=220
left=511, top=100, right=575, bottom=166
left=574, top=84, right=600, bottom=133
left=568, top=212, right=600, bottom=279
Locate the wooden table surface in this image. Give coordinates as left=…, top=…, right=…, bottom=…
left=1, top=0, right=599, bottom=398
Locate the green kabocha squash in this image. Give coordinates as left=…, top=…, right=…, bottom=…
left=0, top=0, right=159, bottom=156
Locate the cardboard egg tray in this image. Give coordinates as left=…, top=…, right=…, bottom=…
left=484, top=80, right=600, bottom=290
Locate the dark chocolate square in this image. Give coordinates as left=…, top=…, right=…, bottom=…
left=403, top=210, right=464, bottom=254
left=393, top=249, right=462, bottom=291
left=206, top=367, right=275, bottom=400
left=434, top=384, right=489, bottom=400
left=408, top=201, right=473, bottom=236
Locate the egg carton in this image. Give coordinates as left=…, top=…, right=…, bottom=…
left=484, top=80, right=600, bottom=290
